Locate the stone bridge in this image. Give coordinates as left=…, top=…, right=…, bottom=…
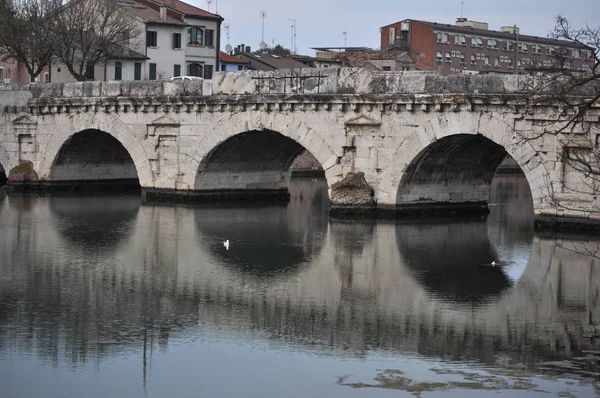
left=0, top=68, right=598, bottom=228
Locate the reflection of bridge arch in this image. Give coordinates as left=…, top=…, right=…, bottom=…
left=193, top=181, right=328, bottom=277
left=395, top=218, right=513, bottom=304
left=50, top=196, right=141, bottom=254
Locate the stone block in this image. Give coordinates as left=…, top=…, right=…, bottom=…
left=103, top=81, right=122, bottom=97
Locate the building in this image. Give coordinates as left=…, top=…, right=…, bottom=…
left=220, top=52, right=248, bottom=71
left=50, top=0, right=222, bottom=83
left=0, top=59, right=50, bottom=84
left=312, top=47, right=416, bottom=71
left=380, top=18, right=595, bottom=75
left=234, top=52, right=309, bottom=71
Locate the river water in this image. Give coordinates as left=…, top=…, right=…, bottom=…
left=1, top=175, right=599, bottom=397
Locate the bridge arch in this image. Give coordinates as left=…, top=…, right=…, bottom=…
left=38, top=113, right=153, bottom=187
left=386, top=111, right=549, bottom=214
left=0, top=145, right=9, bottom=186
left=180, top=112, right=339, bottom=191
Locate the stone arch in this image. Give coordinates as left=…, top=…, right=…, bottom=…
left=382, top=111, right=549, bottom=214
left=180, top=112, right=339, bottom=190
left=38, top=113, right=154, bottom=187
left=0, top=145, right=9, bottom=186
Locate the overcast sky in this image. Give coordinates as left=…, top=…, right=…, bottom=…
left=188, top=0, right=599, bottom=55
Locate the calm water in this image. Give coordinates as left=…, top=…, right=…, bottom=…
left=1, top=176, right=599, bottom=398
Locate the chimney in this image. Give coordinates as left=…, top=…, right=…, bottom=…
left=160, top=6, right=167, bottom=21
left=245, top=46, right=251, bottom=53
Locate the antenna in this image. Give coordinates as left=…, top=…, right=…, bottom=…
left=223, top=22, right=231, bottom=52
left=460, top=1, right=464, bottom=18
left=343, top=30, right=347, bottom=48
left=206, top=0, right=212, bottom=12
left=260, top=11, right=267, bottom=43
left=289, top=19, right=296, bottom=54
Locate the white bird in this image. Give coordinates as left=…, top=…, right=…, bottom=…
left=223, top=240, right=230, bottom=250
left=491, top=261, right=496, bottom=266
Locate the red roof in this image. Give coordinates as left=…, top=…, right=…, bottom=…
left=220, top=52, right=248, bottom=64
left=154, top=0, right=221, bottom=19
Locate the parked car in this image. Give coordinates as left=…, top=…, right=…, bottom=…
left=169, top=76, right=203, bottom=82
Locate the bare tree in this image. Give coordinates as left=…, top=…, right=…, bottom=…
left=0, top=0, right=61, bottom=82
left=517, top=16, right=600, bottom=253
left=53, top=0, right=141, bottom=81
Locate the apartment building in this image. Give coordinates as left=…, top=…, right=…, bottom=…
left=50, top=0, right=222, bottom=82
left=380, top=18, right=595, bottom=75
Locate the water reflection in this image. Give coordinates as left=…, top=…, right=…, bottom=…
left=0, top=177, right=599, bottom=398
left=51, top=196, right=141, bottom=253
left=397, top=218, right=510, bottom=303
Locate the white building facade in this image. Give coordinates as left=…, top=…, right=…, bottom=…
left=50, top=0, right=222, bottom=83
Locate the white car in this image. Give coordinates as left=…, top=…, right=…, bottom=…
left=169, top=76, right=203, bottom=82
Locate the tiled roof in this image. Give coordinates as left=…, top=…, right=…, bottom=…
left=383, top=19, right=590, bottom=49
left=118, top=1, right=186, bottom=25
left=154, top=0, right=221, bottom=19
left=239, top=53, right=309, bottom=70
left=331, top=50, right=415, bottom=68
left=220, top=52, right=248, bottom=64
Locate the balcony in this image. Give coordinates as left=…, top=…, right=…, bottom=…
left=385, top=39, right=410, bottom=52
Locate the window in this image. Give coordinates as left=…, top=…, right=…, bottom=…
left=174, top=64, right=181, bottom=77
left=455, top=34, right=466, bottom=45
left=188, top=62, right=203, bottom=77
left=44, top=72, right=50, bottom=83
left=445, top=52, right=452, bottom=62
left=203, top=64, right=213, bottom=79
left=146, top=31, right=158, bottom=47
left=494, top=57, right=500, bottom=67
left=121, top=32, right=130, bottom=46
left=85, top=62, right=94, bottom=80
left=508, top=59, right=513, bottom=68
left=114, top=62, right=122, bottom=80
left=484, top=56, right=490, bottom=66
left=532, top=44, right=542, bottom=54
left=149, top=63, right=157, bottom=80
left=134, top=62, right=142, bottom=80
left=503, top=40, right=513, bottom=51
left=238, top=64, right=244, bottom=71
left=471, top=37, right=483, bottom=47
left=188, top=27, right=204, bottom=46
left=382, top=66, right=392, bottom=71
left=205, top=29, right=214, bottom=47
left=519, top=43, right=527, bottom=52
left=460, top=53, right=466, bottom=63
left=470, top=54, right=476, bottom=64
left=436, top=32, right=448, bottom=43
left=0, top=68, right=3, bottom=80
left=487, top=39, right=498, bottom=49
left=451, top=50, right=456, bottom=57
left=173, top=33, right=182, bottom=49
left=436, top=51, right=443, bottom=62
left=572, top=48, right=581, bottom=58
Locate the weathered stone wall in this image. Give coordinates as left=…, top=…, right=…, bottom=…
left=0, top=69, right=598, bottom=226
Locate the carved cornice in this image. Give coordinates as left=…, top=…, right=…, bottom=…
left=22, top=93, right=544, bottom=116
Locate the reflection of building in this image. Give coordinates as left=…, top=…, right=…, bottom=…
left=380, top=18, right=595, bottom=74
left=50, top=0, right=222, bottom=83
